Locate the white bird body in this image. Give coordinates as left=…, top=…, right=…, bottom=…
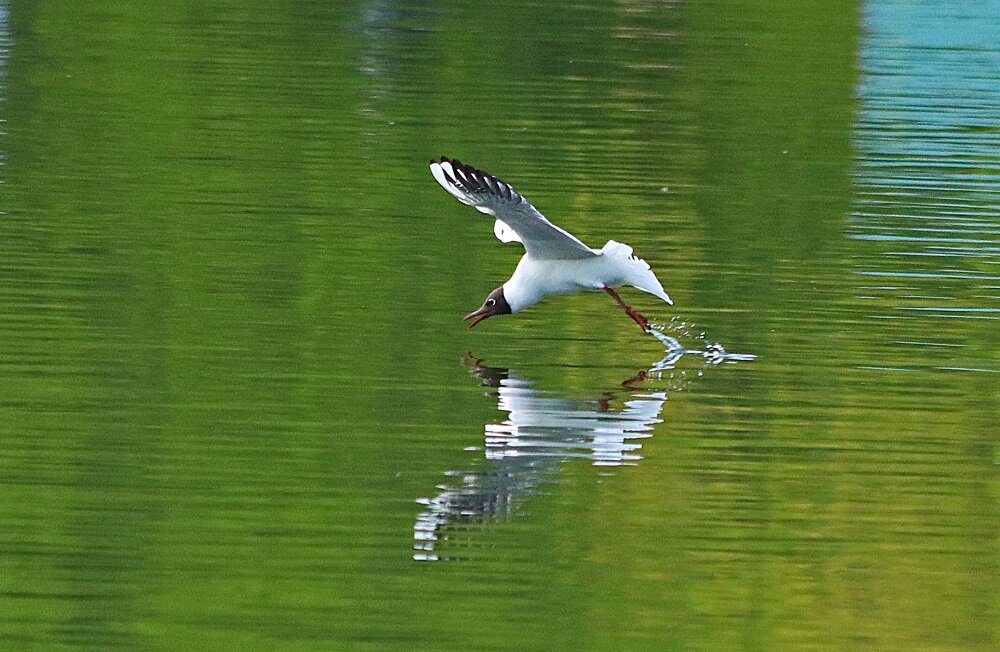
left=429, top=157, right=672, bottom=330
left=504, top=241, right=670, bottom=313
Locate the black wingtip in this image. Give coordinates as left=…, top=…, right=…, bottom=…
left=430, top=157, right=515, bottom=200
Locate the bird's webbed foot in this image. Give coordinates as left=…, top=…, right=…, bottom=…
left=626, top=308, right=650, bottom=332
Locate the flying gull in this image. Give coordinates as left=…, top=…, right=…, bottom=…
left=429, top=157, right=672, bottom=331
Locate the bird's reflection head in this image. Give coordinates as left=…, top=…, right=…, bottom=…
left=464, top=287, right=512, bottom=329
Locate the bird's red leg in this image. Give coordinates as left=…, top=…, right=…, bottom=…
left=604, top=287, right=650, bottom=332
left=621, top=370, right=648, bottom=389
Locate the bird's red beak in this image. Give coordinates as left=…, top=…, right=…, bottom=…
left=463, top=306, right=493, bottom=329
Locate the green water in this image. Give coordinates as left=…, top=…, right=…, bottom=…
left=1, top=0, right=997, bottom=649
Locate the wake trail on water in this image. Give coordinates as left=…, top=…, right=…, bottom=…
left=644, top=317, right=756, bottom=373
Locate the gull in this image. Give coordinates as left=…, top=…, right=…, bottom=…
left=429, top=157, right=672, bottom=331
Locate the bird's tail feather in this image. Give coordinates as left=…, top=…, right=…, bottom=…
left=602, top=240, right=673, bottom=305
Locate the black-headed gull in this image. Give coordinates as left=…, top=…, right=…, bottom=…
left=429, top=157, right=673, bottom=331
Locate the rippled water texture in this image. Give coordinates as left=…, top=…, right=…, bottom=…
left=853, top=1, right=1000, bottom=372
left=1, top=0, right=997, bottom=649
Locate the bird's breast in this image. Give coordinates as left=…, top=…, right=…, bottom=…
left=505, top=256, right=614, bottom=311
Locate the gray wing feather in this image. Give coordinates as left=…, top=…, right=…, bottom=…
left=429, top=157, right=597, bottom=260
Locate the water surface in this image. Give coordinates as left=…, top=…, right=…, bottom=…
left=1, top=0, right=997, bottom=649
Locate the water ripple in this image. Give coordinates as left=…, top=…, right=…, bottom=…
left=852, top=2, right=1000, bottom=358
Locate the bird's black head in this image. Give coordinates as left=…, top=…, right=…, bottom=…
left=463, top=287, right=512, bottom=329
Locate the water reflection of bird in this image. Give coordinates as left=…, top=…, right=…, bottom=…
left=413, top=355, right=667, bottom=561
left=429, top=157, right=673, bottom=332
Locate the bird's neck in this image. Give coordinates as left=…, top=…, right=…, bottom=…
left=502, top=278, right=541, bottom=314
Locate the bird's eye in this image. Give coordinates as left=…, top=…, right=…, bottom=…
left=487, top=299, right=495, bottom=306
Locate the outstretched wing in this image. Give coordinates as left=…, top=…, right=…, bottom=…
left=429, top=157, right=597, bottom=260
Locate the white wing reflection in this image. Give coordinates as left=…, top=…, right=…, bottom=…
left=413, top=357, right=666, bottom=562
left=485, top=376, right=664, bottom=466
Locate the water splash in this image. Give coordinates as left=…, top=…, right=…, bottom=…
left=645, top=319, right=757, bottom=373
